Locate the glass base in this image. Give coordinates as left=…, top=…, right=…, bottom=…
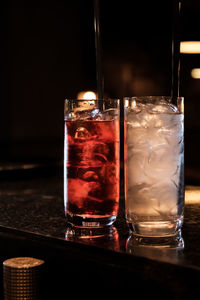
left=65, top=225, right=117, bottom=240
left=66, top=213, right=116, bottom=228
left=128, top=218, right=183, bottom=237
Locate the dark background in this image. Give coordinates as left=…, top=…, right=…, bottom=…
left=1, top=0, right=200, bottom=183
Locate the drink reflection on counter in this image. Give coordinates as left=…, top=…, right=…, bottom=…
left=65, top=226, right=120, bottom=252
left=126, top=231, right=184, bottom=264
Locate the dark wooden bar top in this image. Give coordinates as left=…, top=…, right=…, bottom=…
left=0, top=164, right=200, bottom=299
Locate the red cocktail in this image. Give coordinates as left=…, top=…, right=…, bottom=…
left=64, top=99, right=120, bottom=227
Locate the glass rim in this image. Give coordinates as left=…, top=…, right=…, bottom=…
left=64, top=98, right=120, bottom=102
left=124, top=96, right=184, bottom=100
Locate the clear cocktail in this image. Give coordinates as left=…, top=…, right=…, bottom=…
left=124, top=96, right=184, bottom=236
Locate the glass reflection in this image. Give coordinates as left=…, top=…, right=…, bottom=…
left=126, top=231, right=184, bottom=264
left=65, top=226, right=120, bottom=251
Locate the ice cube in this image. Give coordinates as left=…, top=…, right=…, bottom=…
left=150, top=180, right=178, bottom=215
left=125, top=101, right=145, bottom=114
left=127, top=124, right=181, bottom=186
left=74, top=127, right=91, bottom=139
left=127, top=125, right=166, bottom=152
left=147, top=102, right=178, bottom=114
left=82, top=170, right=99, bottom=181
left=126, top=111, right=141, bottom=128
left=127, top=150, right=150, bottom=185
left=144, top=144, right=179, bottom=180
left=91, top=108, right=100, bottom=119
left=92, top=143, right=109, bottom=167
left=99, top=108, right=119, bottom=120
left=72, top=109, right=92, bottom=120
left=68, top=178, right=101, bottom=208
left=127, top=102, right=181, bottom=130
left=158, top=114, right=183, bottom=137
left=92, top=111, right=103, bottom=120
left=127, top=109, right=163, bottom=128
left=72, top=107, right=102, bottom=120
left=127, top=180, right=178, bottom=217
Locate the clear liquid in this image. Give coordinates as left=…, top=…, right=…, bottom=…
left=125, top=110, right=184, bottom=236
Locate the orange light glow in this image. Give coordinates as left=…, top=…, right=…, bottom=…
left=185, top=187, right=200, bottom=204
left=191, top=68, right=200, bottom=79
left=180, top=41, right=200, bottom=54
left=77, top=91, right=97, bottom=100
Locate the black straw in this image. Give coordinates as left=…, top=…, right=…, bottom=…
left=171, top=0, right=182, bottom=97
left=94, top=0, right=104, bottom=99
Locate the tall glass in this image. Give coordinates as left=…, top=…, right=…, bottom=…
left=124, top=96, right=184, bottom=237
left=64, top=99, right=120, bottom=227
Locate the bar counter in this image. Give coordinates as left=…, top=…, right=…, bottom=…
left=0, top=165, right=200, bottom=299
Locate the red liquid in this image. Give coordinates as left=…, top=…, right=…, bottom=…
left=64, top=120, right=120, bottom=220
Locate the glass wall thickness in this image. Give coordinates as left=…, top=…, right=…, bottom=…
left=124, top=96, right=184, bottom=237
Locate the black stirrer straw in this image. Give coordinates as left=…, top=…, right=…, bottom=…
left=171, top=0, right=182, bottom=97
left=94, top=0, right=104, bottom=99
